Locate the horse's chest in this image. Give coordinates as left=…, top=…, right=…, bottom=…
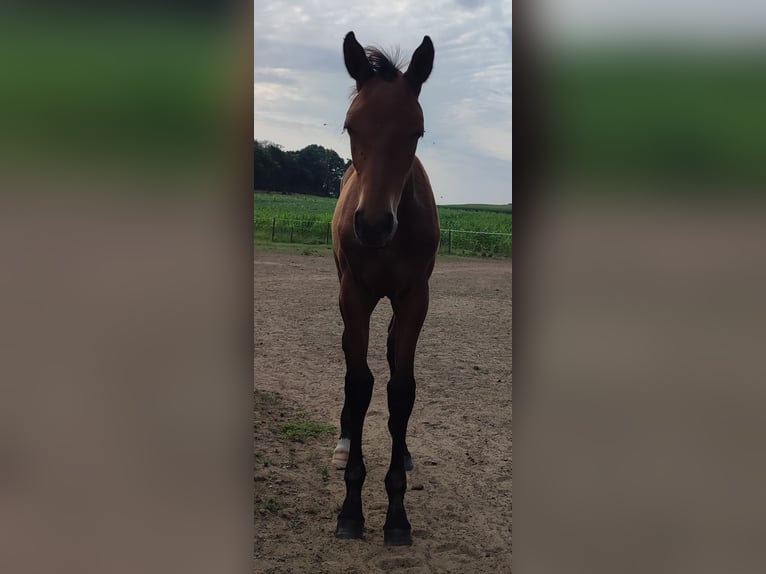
left=355, top=258, right=413, bottom=299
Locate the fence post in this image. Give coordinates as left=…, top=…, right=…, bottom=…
left=271, top=217, right=276, bottom=242
left=448, top=229, right=452, bottom=255
left=290, top=225, right=293, bottom=243
left=326, top=222, right=330, bottom=244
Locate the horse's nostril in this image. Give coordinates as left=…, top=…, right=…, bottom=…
left=354, top=209, right=395, bottom=246
left=381, top=213, right=396, bottom=237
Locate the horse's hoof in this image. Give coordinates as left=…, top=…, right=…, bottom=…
left=384, top=528, right=413, bottom=546
left=403, top=454, right=414, bottom=471
left=336, top=519, right=364, bottom=539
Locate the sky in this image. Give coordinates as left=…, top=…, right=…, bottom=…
left=253, top=0, right=513, bottom=205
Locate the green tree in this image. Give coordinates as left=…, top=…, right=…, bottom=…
left=254, top=139, right=351, bottom=197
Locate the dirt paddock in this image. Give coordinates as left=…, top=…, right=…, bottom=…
left=254, top=247, right=512, bottom=573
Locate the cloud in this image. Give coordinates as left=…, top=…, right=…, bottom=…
left=254, top=0, right=513, bottom=204
left=454, top=0, right=487, bottom=8
left=253, top=82, right=302, bottom=103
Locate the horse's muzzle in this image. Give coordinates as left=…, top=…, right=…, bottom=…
left=354, top=210, right=397, bottom=247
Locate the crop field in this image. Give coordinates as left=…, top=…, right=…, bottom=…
left=254, top=192, right=513, bottom=257
left=444, top=203, right=513, bottom=214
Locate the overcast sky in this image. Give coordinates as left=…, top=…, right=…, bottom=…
left=254, top=0, right=513, bottom=205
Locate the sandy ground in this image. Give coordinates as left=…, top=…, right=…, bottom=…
left=254, top=248, right=512, bottom=573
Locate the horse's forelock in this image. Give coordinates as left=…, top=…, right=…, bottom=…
left=365, top=47, right=404, bottom=82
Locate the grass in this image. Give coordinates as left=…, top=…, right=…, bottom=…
left=254, top=389, right=335, bottom=534
left=254, top=388, right=279, bottom=406
left=253, top=192, right=336, bottom=223
left=254, top=192, right=513, bottom=232
left=255, top=452, right=275, bottom=468
left=444, top=203, right=513, bottom=213
left=264, top=498, right=284, bottom=514
left=254, top=191, right=512, bottom=256
left=278, top=416, right=337, bottom=442
left=255, top=389, right=334, bottom=453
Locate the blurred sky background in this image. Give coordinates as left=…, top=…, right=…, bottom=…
left=253, top=0, right=513, bottom=205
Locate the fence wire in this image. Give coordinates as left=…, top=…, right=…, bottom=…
left=254, top=217, right=512, bottom=257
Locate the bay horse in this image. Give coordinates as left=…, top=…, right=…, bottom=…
left=330, top=31, right=439, bottom=546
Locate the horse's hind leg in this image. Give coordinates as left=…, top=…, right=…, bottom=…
left=384, top=283, right=429, bottom=546
left=387, top=314, right=413, bottom=471
left=335, top=281, right=377, bottom=539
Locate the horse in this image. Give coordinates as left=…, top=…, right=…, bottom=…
left=330, top=31, right=439, bottom=547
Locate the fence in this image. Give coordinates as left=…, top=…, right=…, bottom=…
left=254, top=217, right=512, bottom=257
left=439, top=228, right=513, bottom=257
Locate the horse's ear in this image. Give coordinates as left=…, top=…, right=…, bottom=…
left=404, top=36, right=434, bottom=97
left=343, top=31, right=373, bottom=89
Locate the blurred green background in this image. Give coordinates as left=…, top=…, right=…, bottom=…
left=543, top=45, right=766, bottom=195
left=0, top=18, right=241, bottom=190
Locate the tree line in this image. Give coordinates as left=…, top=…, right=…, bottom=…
left=254, top=140, right=351, bottom=197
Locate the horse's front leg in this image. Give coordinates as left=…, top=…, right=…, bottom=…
left=335, top=277, right=377, bottom=539
left=387, top=315, right=414, bottom=471
left=332, top=403, right=352, bottom=469
left=384, top=281, right=429, bottom=546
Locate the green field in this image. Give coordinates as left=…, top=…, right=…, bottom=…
left=254, top=192, right=512, bottom=257
left=253, top=192, right=336, bottom=222
left=443, top=203, right=513, bottom=213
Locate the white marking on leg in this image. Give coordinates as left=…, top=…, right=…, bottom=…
left=334, top=438, right=350, bottom=453
left=332, top=438, right=351, bottom=469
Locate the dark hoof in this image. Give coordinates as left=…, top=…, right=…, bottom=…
left=384, top=528, right=413, bottom=546
left=336, top=519, right=364, bottom=539
left=404, top=454, right=414, bottom=471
